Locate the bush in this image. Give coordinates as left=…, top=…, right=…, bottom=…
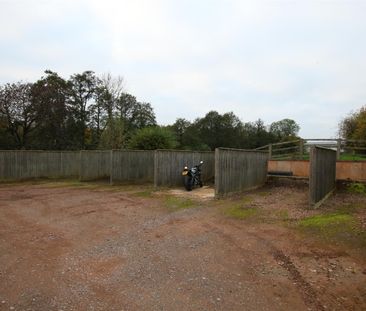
left=128, top=127, right=177, bottom=150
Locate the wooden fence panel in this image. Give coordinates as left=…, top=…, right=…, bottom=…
left=110, top=150, right=154, bottom=184
left=60, top=152, right=81, bottom=177
left=0, top=150, right=80, bottom=180
left=154, top=150, right=215, bottom=187
left=309, top=146, right=337, bottom=208
left=215, top=148, right=268, bottom=197
left=79, top=150, right=111, bottom=181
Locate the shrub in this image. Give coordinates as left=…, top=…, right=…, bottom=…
left=128, top=126, right=177, bottom=150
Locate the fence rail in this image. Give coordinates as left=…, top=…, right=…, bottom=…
left=256, top=139, right=366, bottom=161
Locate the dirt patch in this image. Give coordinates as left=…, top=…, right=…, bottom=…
left=0, top=182, right=365, bottom=310
left=160, top=185, right=215, bottom=200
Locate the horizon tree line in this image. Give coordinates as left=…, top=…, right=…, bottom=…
left=0, top=69, right=330, bottom=151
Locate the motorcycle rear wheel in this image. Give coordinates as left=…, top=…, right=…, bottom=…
left=184, top=175, right=193, bottom=191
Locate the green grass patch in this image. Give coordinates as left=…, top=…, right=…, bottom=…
left=224, top=205, right=259, bottom=220
left=347, top=182, right=366, bottom=195
left=299, top=213, right=354, bottom=230
left=340, top=153, right=366, bottom=161
left=164, top=196, right=197, bottom=210
left=132, top=190, right=154, bottom=198
left=297, top=212, right=366, bottom=250
left=275, top=209, right=289, bottom=221
left=272, top=153, right=366, bottom=161
left=238, top=196, right=254, bottom=204
left=223, top=196, right=260, bottom=220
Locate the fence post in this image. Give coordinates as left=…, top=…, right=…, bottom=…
left=214, top=148, right=220, bottom=197
left=336, top=139, right=341, bottom=160
left=153, top=150, right=158, bottom=187
left=60, top=152, right=63, bottom=177
left=109, top=150, right=113, bottom=185
left=268, top=144, right=272, bottom=159
left=79, top=150, right=83, bottom=181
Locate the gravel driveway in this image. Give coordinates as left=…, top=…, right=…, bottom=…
left=0, top=182, right=365, bottom=311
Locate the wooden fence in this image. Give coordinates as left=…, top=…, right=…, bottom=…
left=0, top=150, right=80, bottom=180
left=154, top=150, right=215, bottom=187
left=268, top=159, right=366, bottom=181
left=0, top=150, right=215, bottom=185
left=215, top=148, right=268, bottom=197
left=79, top=150, right=111, bottom=181
left=309, top=146, right=337, bottom=208
left=110, top=150, right=154, bottom=184
left=256, top=138, right=366, bottom=161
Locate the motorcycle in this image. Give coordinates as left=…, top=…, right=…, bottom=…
left=182, top=161, right=204, bottom=191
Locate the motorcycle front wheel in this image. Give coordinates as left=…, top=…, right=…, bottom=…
left=184, top=175, right=193, bottom=191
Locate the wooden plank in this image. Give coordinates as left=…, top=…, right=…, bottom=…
left=215, top=148, right=268, bottom=197
left=111, top=150, right=154, bottom=183
left=309, top=146, right=336, bottom=208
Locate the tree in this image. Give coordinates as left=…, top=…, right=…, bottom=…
left=99, top=73, right=124, bottom=120
left=89, top=85, right=110, bottom=148
left=166, top=118, right=209, bottom=150
left=98, top=117, right=126, bottom=149
left=339, top=106, right=366, bottom=140
left=30, top=70, right=72, bottom=149
left=0, top=114, right=16, bottom=149
left=241, top=119, right=275, bottom=149
left=128, top=126, right=177, bottom=150
left=0, top=82, right=38, bottom=149
left=0, top=71, right=159, bottom=150
left=269, top=118, right=300, bottom=141
left=69, top=71, right=98, bottom=149
left=129, top=102, right=156, bottom=129
left=116, top=93, right=156, bottom=132
left=89, top=74, right=124, bottom=148
left=193, top=111, right=244, bottom=150
left=169, top=118, right=191, bottom=148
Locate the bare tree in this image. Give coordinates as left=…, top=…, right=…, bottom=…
left=99, top=73, right=124, bottom=119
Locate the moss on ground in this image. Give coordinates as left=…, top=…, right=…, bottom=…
left=224, top=205, right=259, bottom=220
left=297, top=211, right=366, bottom=251
left=299, top=213, right=355, bottom=231
left=275, top=209, right=289, bottom=221
left=223, top=196, right=260, bottom=220
left=132, top=190, right=154, bottom=198
left=164, top=196, right=197, bottom=210
left=347, top=182, right=366, bottom=195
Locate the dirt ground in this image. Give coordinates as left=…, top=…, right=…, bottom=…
left=0, top=180, right=365, bottom=311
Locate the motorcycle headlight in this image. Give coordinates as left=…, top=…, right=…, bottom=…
left=184, top=166, right=188, bottom=170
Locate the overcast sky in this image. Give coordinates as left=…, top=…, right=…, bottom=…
left=0, top=0, right=365, bottom=138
